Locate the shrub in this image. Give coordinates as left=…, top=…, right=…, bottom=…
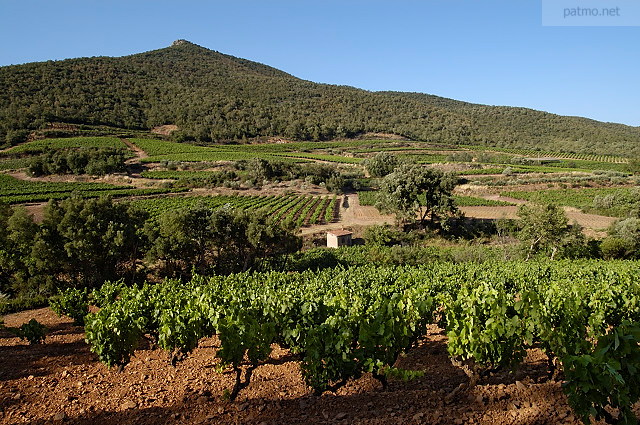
left=364, top=224, right=397, bottom=247
left=13, top=319, right=47, bottom=344
left=600, top=236, right=632, bottom=259
left=49, top=288, right=89, bottom=325
left=563, top=322, right=640, bottom=425
left=91, top=280, right=126, bottom=308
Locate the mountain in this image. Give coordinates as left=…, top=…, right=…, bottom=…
left=1, top=40, right=639, bottom=156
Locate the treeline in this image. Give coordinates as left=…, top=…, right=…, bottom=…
left=1, top=41, right=639, bottom=155
left=233, top=159, right=360, bottom=193
left=27, top=148, right=127, bottom=176
left=158, top=158, right=363, bottom=193
left=0, top=197, right=300, bottom=303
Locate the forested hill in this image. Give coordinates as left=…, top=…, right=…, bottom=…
left=1, top=39, right=639, bottom=156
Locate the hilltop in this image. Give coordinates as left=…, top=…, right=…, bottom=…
left=1, top=40, right=639, bottom=156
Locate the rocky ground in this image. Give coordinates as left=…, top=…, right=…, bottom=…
left=1, top=307, right=627, bottom=425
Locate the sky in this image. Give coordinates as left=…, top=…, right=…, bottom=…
left=1, top=0, right=638, bottom=126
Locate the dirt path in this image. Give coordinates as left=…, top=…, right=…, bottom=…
left=564, top=207, right=617, bottom=232
left=477, top=194, right=528, bottom=205
left=459, top=205, right=616, bottom=237
left=0, top=307, right=611, bottom=425
left=300, top=194, right=392, bottom=235
left=121, top=139, right=148, bottom=162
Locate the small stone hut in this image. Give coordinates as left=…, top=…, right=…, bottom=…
left=327, top=230, right=353, bottom=248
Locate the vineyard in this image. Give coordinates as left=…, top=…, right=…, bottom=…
left=461, top=145, right=629, bottom=164
left=502, top=187, right=635, bottom=212
left=270, top=152, right=363, bottom=164
left=0, top=174, right=175, bottom=204
left=1, top=137, right=127, bottom=155
left=67, top=260, right=640, bottom=423
left=132, top=194, right=339, bottom=226
left=0, top=157, right=33, bottom=171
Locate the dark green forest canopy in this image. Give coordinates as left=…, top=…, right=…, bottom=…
left=1, top=40, right=639, bottom=155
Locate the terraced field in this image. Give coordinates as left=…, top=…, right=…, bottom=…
left=0, top=174, right=175, bottom=204
left=502, top=187, right=634, bottom=211
left=132, top=194, right=339, bottom=226
left=2, top=137, right=127, bottom=155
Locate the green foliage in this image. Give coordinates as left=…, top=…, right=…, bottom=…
left=2, top=137, right=125, bottom=155
left=376, top=164, right=458, bottom=226
left=2, top=42, right=639, bottom=155
left=563, top=322, right=640, bottom=425
left=324, top=196, right=337, bottom=223
left=0, top=173, right=176, bottom=205
left=158, top=294, right=205, bottom=355
left=453, top=195, right=514, bottom=207
left=600, top=237, right=633, bottom=260
left=84, top=301, right=144, bottom=368
left=49, top=288, right=89, bottom=325
left=357, top=191, right=379, bottom=206
left=0, top=296, right=49, bottom=315
left=361, top=191, right=513, bottom=208
left=445, top=282, right=526, bottom=370
left=33, top=197, right=149, bottom=289
left=504, top=187, right=639, bottom=217
left=517, top=204, right=584, bottom=260
left=13, top=319, right=47, bottom=344
left=608, top=218, right=640, bottom=258
left=364, top=152, right=401, bottom=177
left=90, top=280, right=126, bottom=308
left=147, top=204, right=301, bottom=277
left=28, top=148, right=127, bottom=176
left=364, top=224, right=398, bottom=247
left=81, top=260, right=640, bottom=406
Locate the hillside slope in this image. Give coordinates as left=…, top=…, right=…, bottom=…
left=1, top=40, right=639, bottom=156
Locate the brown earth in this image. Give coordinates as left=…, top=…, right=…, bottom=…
left=122, top=139, right=149, bottom=161
left=458, top=206, right=615, bottom=237
left=150, top=125, right=178, bottom=136
left=300, top=194, right=392, bottom=235
left=1, top=308, right=620, bottom=425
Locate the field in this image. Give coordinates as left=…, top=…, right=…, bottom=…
left=0, top=174, right=175, bottom=204
left=2, top=134, right=640, bottom=425
left=140, top=171, right=221, bottom=180
left=461, top=145, right=629, bottom=164
left=131, top=194, right=338, bottom=226
left=2, top=137, right=127, bottom=155
left=126, top=138, right=630, bottom=172
left=0, top=136, right=634, bottom=234
left=3, top=260, right=640, bottom=424
left=1, top=136, right=631, bottom=177
left=502, top=186, right=635, bottom=213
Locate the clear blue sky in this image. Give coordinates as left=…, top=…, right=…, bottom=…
left=1, top=0, right=638, bottom=126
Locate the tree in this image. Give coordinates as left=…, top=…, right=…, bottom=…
left=146, top=203, right=214, bottom=277
left=376, top=164, right=458, bottom=227
left=601, top=217, right=640, bottom=259
left=212, top=206, right=301, bottom=273
left=147, top=204, right=301, bottom=277
left=30, top=197, right=148, bottom=290
left=516, top=203, right=586, bottom=260
left=365, top=152, right=402, bottom=178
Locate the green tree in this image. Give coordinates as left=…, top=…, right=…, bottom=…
left=376, top=164, right=457, bottom=227
left=146, top=203, right=214, bottom=277
left=31, top=197, right=148, bottom=290
left=4, top=207, right=39, bottom=295
left=516, top=203, right=585, bottom=260
left=211, top=206, right=301, bottom=274
left=147, top=205, right=300, bottom=277
left=365, top=152, right=401, bottom=178
left=601, top=217, right=640, bottom=259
